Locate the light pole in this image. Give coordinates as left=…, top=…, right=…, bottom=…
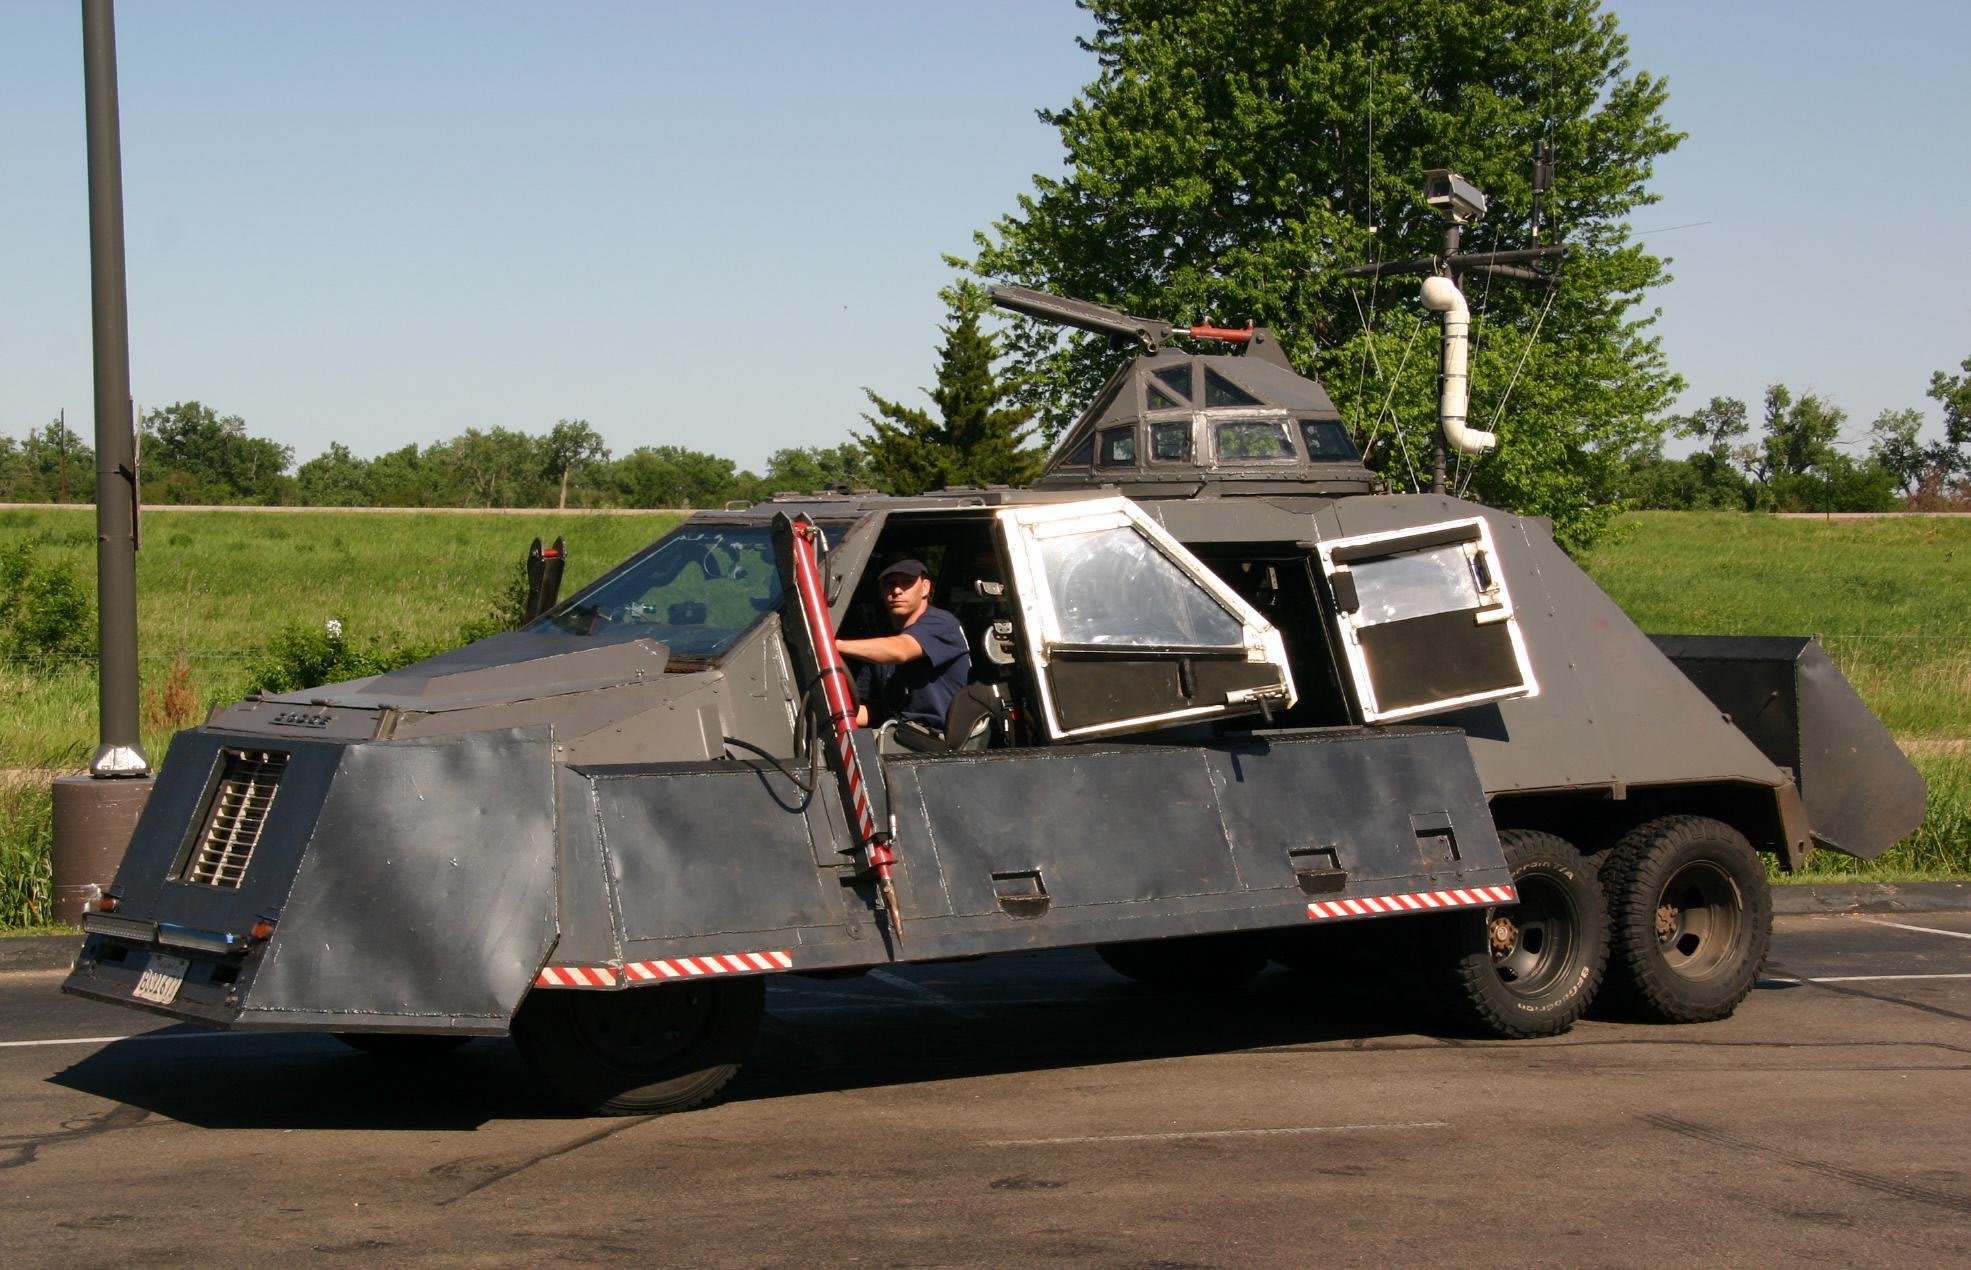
left=53, top=0, right=153, bottom=926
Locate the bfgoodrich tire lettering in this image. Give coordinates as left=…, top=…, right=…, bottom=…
left=1441, top=829, right=1609, bottom=1039
left=1602, top=815, right=1771, bottom=1024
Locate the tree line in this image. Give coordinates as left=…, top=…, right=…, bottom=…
left=0, top=290, right=1039, bottom=511
left=1624, top=356, right=1971, bottom=512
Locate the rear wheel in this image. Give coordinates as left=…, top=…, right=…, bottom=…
left=1601, top=816, right=1771, bottom=1023
left=1097, top=933, right=1268, bottom=993
left=1440, top=829, right=1608, bottom=1038
left=511, top=978, right=764, bottom=1116
left=332, top=1032, right=472, bottom=1060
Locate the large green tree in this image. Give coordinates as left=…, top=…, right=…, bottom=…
left=861, top=287, right=1040, bottom=495
left=141, top=401, right=293, bottom=504
left=967, top=0, right=1683, bottom=547
left=542, top=418, right=611, bottom=510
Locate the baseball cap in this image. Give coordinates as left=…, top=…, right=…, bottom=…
left=878, top=558, right=930, bottom=581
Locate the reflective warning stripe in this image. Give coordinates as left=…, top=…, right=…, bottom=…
left=533, top=964, right=618, bottom=988
left=534, top=949, right=794, bottom=989
left=1306, top=884, right=1516, bottom=921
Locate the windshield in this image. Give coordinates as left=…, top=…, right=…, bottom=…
left=533, top=524, right=782, bottom=661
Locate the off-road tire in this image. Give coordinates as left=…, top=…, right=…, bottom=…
left=1440, top=829, right=1608, bottom=1038
left=511, top=977, right=764, bottom=1116
left=332, top=1032, right=473, bottom=1060
left=1601, top=815, right=1771, bottom=1024
left=1097, top=933, right=1268, bottom=993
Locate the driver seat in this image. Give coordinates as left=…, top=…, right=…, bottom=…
left=881, top=684, right=1003, bottom=755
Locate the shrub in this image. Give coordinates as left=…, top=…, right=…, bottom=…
left=0, top=780, right=55, bottom=929
left=0, top=540, right=96, bottom=667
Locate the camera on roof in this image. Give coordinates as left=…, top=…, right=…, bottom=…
left=1423, top=169, right=1488, bottom=223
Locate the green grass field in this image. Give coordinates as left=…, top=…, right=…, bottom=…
left=0, top=507, right=1965, bottom=926
left=1, top=507, right=679, bottom=768
left=1579, top=513, right=1971, bottom=881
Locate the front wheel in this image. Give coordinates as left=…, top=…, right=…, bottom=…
left=511, top=978, right=764, bottom=1116
left=1440, top=829, right=1609, bottom=1038
left=1601, top=816, right=1771, bottom=1023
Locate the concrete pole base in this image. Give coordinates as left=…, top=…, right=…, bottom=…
left=51, top=774, right=153, bottom=926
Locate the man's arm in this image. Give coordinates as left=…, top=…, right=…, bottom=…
left=836, top=633, right=924, bottom=665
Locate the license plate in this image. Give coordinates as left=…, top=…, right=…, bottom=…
left=132, top=953, right=191, bottom=1005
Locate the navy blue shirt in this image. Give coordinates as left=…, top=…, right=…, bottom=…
left=856, top=606, right=971, bottom=729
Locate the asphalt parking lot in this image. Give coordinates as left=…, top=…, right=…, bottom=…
left=4, top=906, right=1970, bottom=1266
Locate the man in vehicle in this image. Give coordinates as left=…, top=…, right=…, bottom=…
left=837, top=558, right=972, bottom=743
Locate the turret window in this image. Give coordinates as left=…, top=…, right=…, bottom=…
left=1150, top=421, right=1192, bottom=462
left=1097, top=427, right=1138, bottom=466
left=1213, top=418, right=1295, bottom=462
left=1203, top=368, right=1261, bottom=407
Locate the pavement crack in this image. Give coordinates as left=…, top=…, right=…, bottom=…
left=1640, top=1114, right=1971, bottom=1217
left=0, top=1103, right=152, bottom=1171
left=433, top=1116, right=652, bottom=1206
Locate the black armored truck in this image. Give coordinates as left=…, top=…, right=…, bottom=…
left=64, top=288, right=1925, bottom=1115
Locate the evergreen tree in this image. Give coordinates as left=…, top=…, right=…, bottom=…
left=861, top=287, right=1040, bottom=495
left=967, top=0, right=1684, bottom=547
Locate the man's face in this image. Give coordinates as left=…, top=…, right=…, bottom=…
left=879, top=571, right=932, bottom=625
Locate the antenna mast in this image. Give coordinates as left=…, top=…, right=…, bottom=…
left=1343, top=157, right=1567, bottom=493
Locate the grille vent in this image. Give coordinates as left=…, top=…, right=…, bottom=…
left=182, top=749, right=288, bottom=887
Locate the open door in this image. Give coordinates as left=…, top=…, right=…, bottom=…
left=997, top=498, right=1295, bottom=740
left=1314, top=517, right=1537, bottom=723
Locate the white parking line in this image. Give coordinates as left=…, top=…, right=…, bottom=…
left=0, top=1030, right=233, bottom=1049
left=1762, top=972, right=1971, bottom=986
left=0, top=1034, right=144, bottom=1049
left=1865, top=920, right=1971, bottom=942
left=1808, top=973, right=1971, bottom=984
left=985, top=1121, right=1449, bottom=1147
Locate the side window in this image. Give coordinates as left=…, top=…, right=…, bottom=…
left=1060, top=431, right=1095, bottom=466
left=1037, top=525, right=1243, bottom=648
left=1097, top=427, right=1137, bottom=466
left=997, top=498, right=1298, bottom=740
left=1299, top=418, right=1360, bottom=462
left=1316, top=517, right=1537, bottom=722
left=1213, top=417, right=1296, bottom=462
left=1149, top=420, right=1192, bottom=462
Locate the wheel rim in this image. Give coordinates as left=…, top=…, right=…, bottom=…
left=1489, top=870, right=1579, bottom=997
left=1651, top=860, right=1743, bottom=981
left=571, top=986, right=716, bottom=1071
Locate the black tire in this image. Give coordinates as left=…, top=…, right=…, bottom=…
left=511, top=978, right=764, bottom=1116
left=1440, top=829, right=1608, bottom=1038
left=1096, top=933, right=1268, bottom=993
left=1602, top=815, right=1771, bottom=1024
left=331, top=1032, right=473, bottom=1060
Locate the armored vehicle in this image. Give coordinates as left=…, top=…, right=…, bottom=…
left=64, top=288, right=1925, bottom=1116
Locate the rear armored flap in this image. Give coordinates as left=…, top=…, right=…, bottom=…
left=1651, top=635, right=1926, bottom=859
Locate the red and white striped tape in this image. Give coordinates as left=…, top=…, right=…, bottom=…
left=623, top=950, right=795, bottom=981
left=534, top=964, right=618, bottom=988
left=1306, top=884, right=1516, bottom=921
left=534, top=949, right=794, bottom=989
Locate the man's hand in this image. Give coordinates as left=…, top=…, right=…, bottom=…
left=836, top=633, right=924, bottom=665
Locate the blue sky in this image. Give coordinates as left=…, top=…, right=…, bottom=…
left=3, top=2, right=1967, bottom=473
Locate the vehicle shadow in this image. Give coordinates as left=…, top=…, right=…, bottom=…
left=48, top=954, right=1446, bottom=1131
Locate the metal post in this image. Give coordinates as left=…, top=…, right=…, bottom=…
left=81, top=0, right=146, bottom=778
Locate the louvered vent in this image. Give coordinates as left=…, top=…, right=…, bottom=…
left=182, top=749, right=288, bottom=887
